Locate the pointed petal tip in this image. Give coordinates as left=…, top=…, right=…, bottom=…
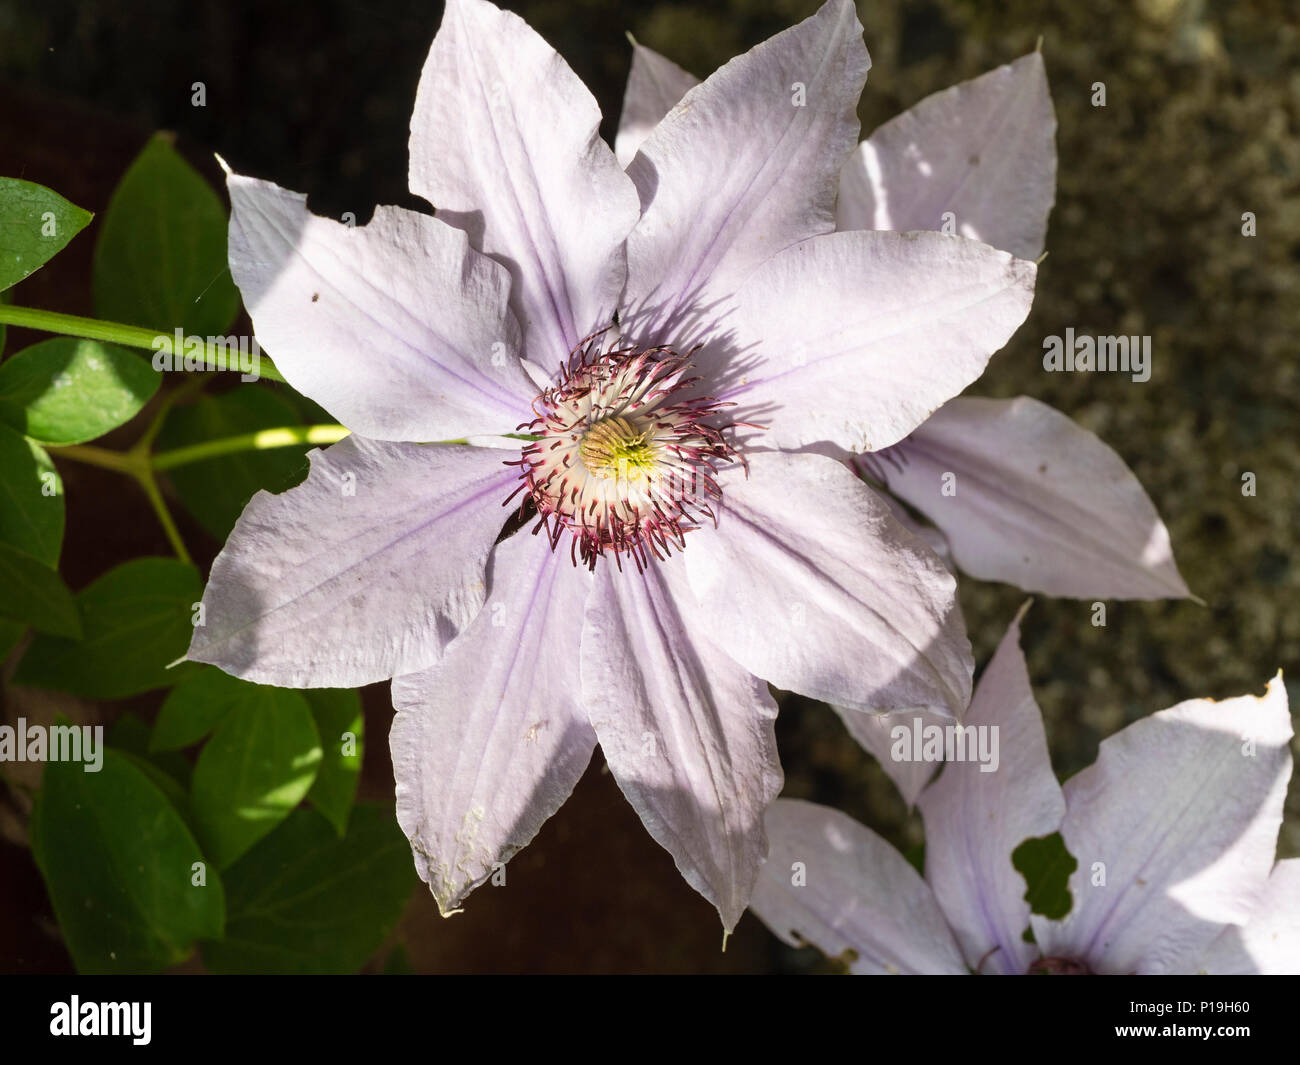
left=1012, top=597, right=1035, bottom=627
left=718, top=901, right=745, bottom=938
left=1153, top=562, right=1194, bottom=602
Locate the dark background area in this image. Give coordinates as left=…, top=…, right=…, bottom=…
left=0, top=0, right=1296, bottom=973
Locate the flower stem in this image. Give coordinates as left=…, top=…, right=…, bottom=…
left=136, top=467, right=193, bottom=565
left=54, top=421, right=348, bottom=566
left=152, top=424, right=351, bottom=470
left=51, top=443, right=141, bottom=474
left=0, top=304, right=287, bottom=384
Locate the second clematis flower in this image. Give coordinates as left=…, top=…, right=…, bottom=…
left=186, top=0, right=1039, bottom=927
left=750, top=611, right=1296, bottom=974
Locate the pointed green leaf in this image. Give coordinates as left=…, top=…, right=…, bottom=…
left=109, top=712, right=193, bottom=792
left=151, top=666, right=256, bottom=752
left=304, top=688, right=364, bottom=836
left=14, top=557, right=201, bottom=698
left=189, top=687, right=321, bottom=868
left=31, top=745, right=224, bottom=973
left=0, top=177, right=92, bottom=293
left=114, top=749, right=190, bottom=813
left=0, top=421, right=62, bottom=564
left=0, top=338, right=159, bottom=445
left=93, top=133, right=238, bottom=338
left=201, top=805, right=415, bottom=974
left=0, top=539, right=79, bottom=636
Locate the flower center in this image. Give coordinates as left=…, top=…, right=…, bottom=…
left=505, top=330, right=739, bottom=571
left=578, top=416, right=656, bottom=483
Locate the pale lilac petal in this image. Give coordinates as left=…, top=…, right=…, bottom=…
left=751, top=799, right=968, bottom=974
left=876, top=489, right=954, bottom=571
left=916, top=608, right=1066, bottom=974
left=1200, top=859, right=1300, bottom=975
left=830, top=706, right=945, bottom=807
left=862, top=397, right=1190, bottom=599
left=188, top=438, right=517, bottom=687
left=390, top=531, right=596, bottom=915
left=1031, top=675, right=1292, bottom=975
left=614, top=44, right=699, bottom=169
left=409, top=0, right=639, bottom=358
left=227, top=175, right=533, bottom=441
left=839, top=52, right=1056, bottom=261
left=722, top=231, right=1036, bottom=452
left=582, top=556, right=781, bottom=930
left=683, top=451, right=972, bottom=719
left=622, top=0, right=869, bottom=342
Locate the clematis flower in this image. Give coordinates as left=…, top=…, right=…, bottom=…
left=618, top=43, right=1190, bottom=603
left=750, top=610, right=1296, bottom=974
left=186, top=0, right=1039, bottom=927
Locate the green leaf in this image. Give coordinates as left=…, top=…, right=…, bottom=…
left=0, top=177, right=93, bottom=293
left=201, top=805, right=415, bottom=974
left=0, top=421, right=62, bottom=564
left=278, top=385, right=333, bottom=425
left=1011, top=831, right=1078, bottom=921
left=157, top=387, right=310, bottom=539
left=151, top=666, right=255, bottom=752
left=109, top=712, right=192, bottom=791
left=189, top=687, right=322, bottom=868
left=31, top=745, right=224, bottom=973
left=115, top=749, right=190, bottom=813
left=0, top=539, right=79, bottom=636
left=92, top=134, right=238, bottom=338
left=304, top=688, right=364, bottom=836
left=14, top=557, right=201, bottom=698
left=1, top=286, right=10, bottom=354
left=0, top=338, right=159, bottom=445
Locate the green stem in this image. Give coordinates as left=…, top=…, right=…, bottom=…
left=152, top=424, right=351, bottom=470
left=51, top=443, right=142, bottom=474
left=0, top=304, right=286, bottom=384
left=54, top=424, right=351, bottom=474
left=49, top=445, right=194, bottom=565
left=135, top=372, right=211, bottom=454
left=136, top=468, right=192, bottom=565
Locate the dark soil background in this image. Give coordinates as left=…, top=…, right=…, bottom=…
left=0, top=0, right=1296, bottom=973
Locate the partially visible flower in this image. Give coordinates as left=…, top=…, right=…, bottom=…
left=749, top=610, right=1295, bottom=974
left=618, top=45, right=1190, bottom=603
left=188, top=0, right=1038, bottom=927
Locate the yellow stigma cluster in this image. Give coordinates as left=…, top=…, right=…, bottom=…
left=578, top=416, right=657, bottom=484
